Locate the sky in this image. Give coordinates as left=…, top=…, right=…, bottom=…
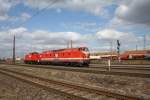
left=0, top=0, right=150, bottom=58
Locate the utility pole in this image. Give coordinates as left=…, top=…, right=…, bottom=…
left=110, top=41, right=113, bottom=60
left=136, top=45, right=138, bottom=51
left=13, top=35, right=15, bottom=64
left=70, top=40, right=73, bottom=48
left=143, top=35, right=146, bottom=50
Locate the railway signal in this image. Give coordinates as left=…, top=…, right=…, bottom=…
left=117, top=40, right=120, bottom=62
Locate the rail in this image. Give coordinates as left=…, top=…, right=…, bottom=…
left=5, top=64, right=150, bottom=78
left=0, top=68, right=140, bottom=100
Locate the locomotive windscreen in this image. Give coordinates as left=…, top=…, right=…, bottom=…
left=79, top=47, right=89, bottom=52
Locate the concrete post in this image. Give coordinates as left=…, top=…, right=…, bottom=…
left=108, top=59, right=111, bottom=71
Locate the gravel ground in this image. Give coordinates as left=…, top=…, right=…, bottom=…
left=1, top=65, right=150, bottom=100
left=0, top=73, right=69, bottom=100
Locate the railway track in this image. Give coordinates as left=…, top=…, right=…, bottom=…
left=90, top=66, right=150, bottom=71
left=4, top=64, right=150, bottom=78
left=90, top=64, right=150, bottom=69
left=89, top=65, right=150, bottom=73
left=0, top=68, right=140, bottom=100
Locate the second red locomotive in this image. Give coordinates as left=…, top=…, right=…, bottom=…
left=24, top=47, right=90, bottom=66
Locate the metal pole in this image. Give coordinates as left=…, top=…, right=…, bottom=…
left=136, top=45, right=138, bottom=51
left=71, top=40, right=72, bottom=48
left=108, top=59, right=111, bottom=71
left=110, top=41, right=113, bottom=60
left=13, top=35, right=15, bottom=64
left=143, top=35, right=146, bottom=50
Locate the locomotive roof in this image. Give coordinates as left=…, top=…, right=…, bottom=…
left=29, top=52, right=39, bottom=54
left=43, top=47, right=88, bottom=53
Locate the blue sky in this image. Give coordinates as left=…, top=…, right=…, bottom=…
left=7, top=3, right=111, bottom=33
left=0, top=0, right=150, bottom=57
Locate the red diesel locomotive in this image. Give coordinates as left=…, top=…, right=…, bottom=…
left=24, top=47, right=90, bottom=66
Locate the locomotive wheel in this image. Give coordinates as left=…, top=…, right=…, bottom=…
left=84, top=63, right=89, bottom=67
left=77, top=63, right=83, bottom=67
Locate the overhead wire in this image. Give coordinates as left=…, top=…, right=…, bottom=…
left=2, top=0, right=59, bottom=30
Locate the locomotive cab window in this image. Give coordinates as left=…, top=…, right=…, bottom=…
left=79, top=48, right=89, bottom=52
left=84, top=48, right=89, bottom=52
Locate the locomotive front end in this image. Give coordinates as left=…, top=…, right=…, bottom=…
left=79, top=47, right=90, bottom=66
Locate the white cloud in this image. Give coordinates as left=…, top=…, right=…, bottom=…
left=0, top=27, right=102, bottom=57
left=27, top=31, right=81, bottom=41
left=0, top=0, right=30, bottom=22
left=96, top=29, right=124, bottom=40
left=24, top=0, right=118, bottom=16
left=9, top=27, right=27, bottom=35
left=0, top=0, right=20, bottom=21
left=20, top=13, right=31, bottom=21
left=0, top=27, right=149, bottom=57
left=6, top=12, right=31, bottom=23
left=0, top=15, right=9, bottom=21
left=111, top=0, right=150, bottom=27
left=96, top=29, right=142, bottom=51
left=96, top=29, right=136, bottom=41
left=0, top=0, right=11, bottom=21
left=61, top=22, right=101, bottom=33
